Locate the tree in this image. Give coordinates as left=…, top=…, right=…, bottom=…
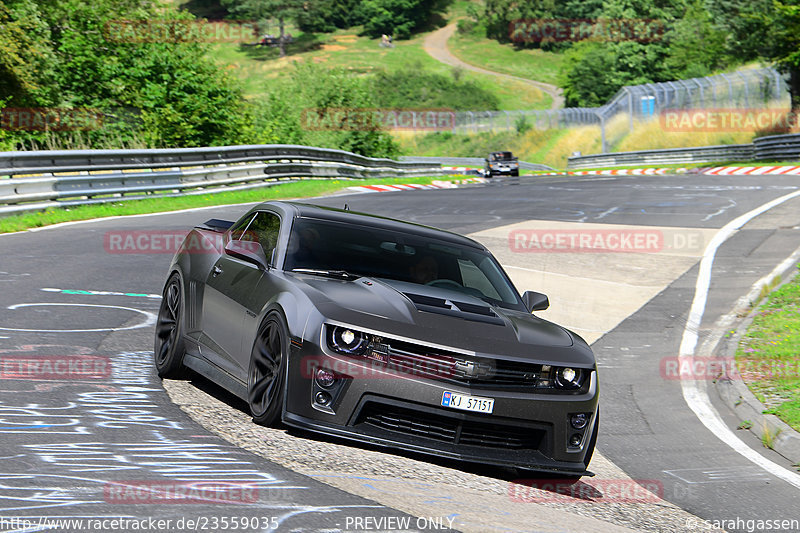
left=359, top=0, right=452, bottom=40
left=295, top=0, right=364, bottom=32
left=764, top=2, right=800, bottom=112
left=0, top=0, right=58, bottom=106
left=559, top=41, right=620, bottom=107
left=708, top=0, right=800, bottom=113
left=483, top=0, right=556, bottom=44
left=664, top=0, right=729, bottom=79
left=1, top=0, right=251, bottom=148
left=256, top=63, right=399, bottom=157
left=223, top=0, right=304, bottom=57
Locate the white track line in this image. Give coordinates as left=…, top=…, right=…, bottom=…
left=679, top=189, right=800, bottom=489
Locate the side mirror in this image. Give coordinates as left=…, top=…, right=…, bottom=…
left=225, top=240, right=269, bottom=270
left=522, top=291, right=549, bottom=312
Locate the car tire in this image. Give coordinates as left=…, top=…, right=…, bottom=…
left=154, top=273, right=187, bottom=379
left=248, top=312, right=289, bottom=426
left=512, top=170, right=519, bottom=177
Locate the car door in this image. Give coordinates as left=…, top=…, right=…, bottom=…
left=200, top=211, right=281, bottom=380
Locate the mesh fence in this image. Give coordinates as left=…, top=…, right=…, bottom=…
left=451, top=67, right=789, bottom=142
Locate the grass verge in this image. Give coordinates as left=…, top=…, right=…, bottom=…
left=736, top=265, right=800, bottom=433
left=0, top=176, right=460, bottom=234
left=209, top=28, right=550, bottom=110
left=448, top=29, right=564, bottom=86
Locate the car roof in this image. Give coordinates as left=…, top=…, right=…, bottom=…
left=256, top=201, right=487, bottom=251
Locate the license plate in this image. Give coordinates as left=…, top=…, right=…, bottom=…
left=441, top=391, right=494, bottom=414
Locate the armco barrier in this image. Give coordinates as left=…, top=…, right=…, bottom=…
left=567, top=144, right=755, bottom=169
left=0, top=145, right=453, bottom=215
left=753, top=133, right=800, bottom=161
left=567, top=132, right=800, bottom=169
left=399, top=156, right=554, bottom=171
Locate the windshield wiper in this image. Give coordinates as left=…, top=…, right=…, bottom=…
left=290, top=268, right=361, bottom=280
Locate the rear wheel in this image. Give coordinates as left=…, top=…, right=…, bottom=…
left=154, top=273, right=186, bottom=378
left=248, top=313, right=288, bottom=426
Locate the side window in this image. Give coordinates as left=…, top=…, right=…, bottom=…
left=241, top=211, right=281, bottom=261
left=229, top=213, right=256, bottom=241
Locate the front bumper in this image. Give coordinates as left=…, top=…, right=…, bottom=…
left=487, top=166, right=519, bottom=174
left=284, top=345, right=598, bottom=476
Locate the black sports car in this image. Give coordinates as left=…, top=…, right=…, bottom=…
left=154, top=201, right=598, bottom=477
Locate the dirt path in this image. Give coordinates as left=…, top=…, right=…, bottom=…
left=423, top=23, right=564, bottom=110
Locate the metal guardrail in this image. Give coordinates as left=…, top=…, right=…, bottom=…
left=0, top=145, right=454, bottom=216
left=399, top=156, right=554, bottom=171
left=567, top=132, right=800, bottom=169
left=752, top=133, right=800, bottom=161
left=567, top=144, right=755, bottom=169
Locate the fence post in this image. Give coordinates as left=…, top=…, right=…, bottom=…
left=720, top=73, right=734, bottom=107
left=737, top=71, right=750, bottom=107
left=624, top=88, right=634, bottom=132
left=598, top=111, right=608, bottom=154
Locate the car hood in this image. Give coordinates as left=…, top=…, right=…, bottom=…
left=289, top=273, right=593, bottom=366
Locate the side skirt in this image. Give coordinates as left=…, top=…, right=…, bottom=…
left=183, top=352, right=248, bottom=401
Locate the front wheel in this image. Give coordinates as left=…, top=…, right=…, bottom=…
left=248, top=313, right=289, bottom=426
left=154, top=273, right=187, bottom=378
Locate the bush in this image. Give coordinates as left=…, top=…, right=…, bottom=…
left=250, top=64, right=400, bottom=158
left=372, top=70, right=500, bottom=110
left=515, top=114, right=532, bottom=134
left=359, top=0, right=452, bottom=39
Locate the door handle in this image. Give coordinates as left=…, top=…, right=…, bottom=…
left=212, top=265, right=223, bottom=277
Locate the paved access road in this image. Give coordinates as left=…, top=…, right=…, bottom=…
left=1, top=172, right=799, bottom=532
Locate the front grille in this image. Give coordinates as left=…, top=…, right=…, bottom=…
left=357, top=403, right=545, bottom=450
left=381, top=338, right=543, bottom=390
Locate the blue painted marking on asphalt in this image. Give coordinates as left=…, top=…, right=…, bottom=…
left=0, top=424, right=58, bottom=429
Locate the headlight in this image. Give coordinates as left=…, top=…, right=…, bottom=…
left=328, top=326, right=369, bottom=356
left=555, top=367, right=582, bottom=389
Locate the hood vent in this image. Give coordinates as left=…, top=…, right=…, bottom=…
left=403, top=292, right=504, bottom=326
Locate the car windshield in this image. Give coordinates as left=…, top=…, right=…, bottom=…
left=284, top=217, right=525, bottom=310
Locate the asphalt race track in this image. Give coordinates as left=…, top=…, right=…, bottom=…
left=1, top=172, right=800, bottom=532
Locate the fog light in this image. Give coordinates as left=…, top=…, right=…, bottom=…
left=570, top=413, right=589, bottom=429
left=316, top=368, right=336, bottom=388
left=569, top=433, right=583, bottom=447
left=315, top=391, right=331, bottom=406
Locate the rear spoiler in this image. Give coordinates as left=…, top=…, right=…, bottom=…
left=196, top=218, right=234, bottom=232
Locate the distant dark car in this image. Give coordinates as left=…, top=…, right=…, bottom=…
left=154, top=201, right=598, bottom=477
left=485, top=151, right=520, bottom=177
